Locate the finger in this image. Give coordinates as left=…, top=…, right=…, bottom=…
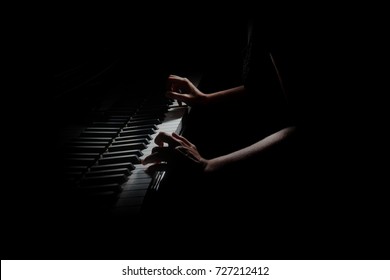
left=142, top=148, right=172, bottom=165
left=165, top=91, right=192, bottom=103
left=175, top=146, right=200, bottom=163
left=172, top=133, right=193, bottom=147
left=154, top=131, right=180, bottom=147
left=167, top=76, right=189, bottom=90
left=166, top=75, right=186, bottom=90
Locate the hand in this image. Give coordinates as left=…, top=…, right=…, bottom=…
left=142, top=132, right=207, bottom=173
left=166, top=75, right=208, bottom=106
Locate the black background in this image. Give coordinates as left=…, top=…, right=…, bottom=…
left=3, top=5, right=389, bottom=260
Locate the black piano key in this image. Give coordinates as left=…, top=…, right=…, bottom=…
left=106, top=116, right=129, bottom=120
left=130, top=115, right=162, bottom=122
left=92, top=122, right=125, bottom=127
left=109, top=105, right=137, bottom=110
left=114, top=134, right=152, bottom=142
left=65, top=157, right=97, bottom=165
left=98, top=155, right=140, bottom=165
left=67, top=152, right=100, bottom=159
left=108, top=107, right=137, bottom=111
left=67, top=153, right=100, bottom=158
left=68, top=141, right=109, bottom=146
left=112, top=138, right=150, bottom=145
left=119, top=128, right=155, bottom=137
left=78, top=183, right=122, bottom=193
left=137, top=107, right=167, bottom=114
left=85, top=127, right=120, bottom=131
left=73, top=137, right=112, bottom=142
left=65, top=171, right=83, bottom=179
left=102, top=150, right=143, bottom=158
left=80, top=174, right=127, bottom=186
left=65, top=165, right=88, bottom=172
left=80, top=131, right=118, bottom=137
left=108, top=143, right=147, bottom=152
left=90, top=162, right=135, bottom=171
left=85, top=168, right=131, bottom=177
left=67, top=146, right=107, bottom=153
left=144, top=99, right=170, bottom=105
left=127, top=119, right=161, bottom=126
left=122, top=124, right=158, bottom=131
left=132, top=112, right=165, bottom=119
left=105, top=111, right=136, bottom=118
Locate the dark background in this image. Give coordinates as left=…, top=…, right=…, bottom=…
left=3, top=6, right=389, bottom=260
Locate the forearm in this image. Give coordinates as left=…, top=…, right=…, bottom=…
left=203, top=85, right=247, bottom=105
left=204, top=126, right=297, bottom=173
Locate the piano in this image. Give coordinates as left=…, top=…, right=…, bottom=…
left=58, top=82, right=193, bottom=220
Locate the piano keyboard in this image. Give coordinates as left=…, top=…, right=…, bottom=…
left=62, top=93, right=188, bottom=217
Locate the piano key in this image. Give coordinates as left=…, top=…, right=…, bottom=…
left=98, top=155, right=140, bottom=165
left=137, top=107, right=168, bottom=114
left=85, top=127, right=120, bottom=131
left=105, top=115, right=131, bottom=120
left=118, top=189, right=148, bottom=198
left=78, top=183, right=122, bottom=192
left=92, top=122, right=126, bottom=127
left=106, top=117, right=129, bottom=121
left=65, top=157, right=97, bottom=165
left=65, top=165, right=88, bottom=172
left=73, top=137, right=112, bottom=142
left=112, top=138, right=150, bottom=145
left=122, top=124, right=158, bottom=130
left=67, top=146, right=107, bottom=153
left=104, top=111, right=134, bottom=117
left=114, top=134, right=152, bottom=142
left=119, top=128, right=155, bottom=137
left=127, top=119, right=161, bottom=126
left=68, top=141, right=109, bottom=146
left=67, top=152, right=100, bottom=159
left=80, top=130, right=118, bottom=137
left=132, top=112, right=165, bottom=119
left=102, top=150, right=143, bottom=158
left=108, top=143, right=147, bottom=152
left=80, top=174, right=128, bottom=186
left=90, top=162, right=135, bottom=171
left=85, top=168, right=131, bottom=177
left=65, top=171, right=83, bottom=179
left=130, top=115, right=162, bottom=122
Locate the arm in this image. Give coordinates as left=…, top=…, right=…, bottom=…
left=204, top=126, right=296, bottom=173
left=166, top=75, right=247, bottom=106
left=142, top=126, right=297, bottom=175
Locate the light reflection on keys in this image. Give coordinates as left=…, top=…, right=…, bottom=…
left=111, top=101, right=188, bottom=216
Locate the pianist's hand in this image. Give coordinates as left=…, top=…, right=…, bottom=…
left=142, top=132, right=208, bottom=173
left=166, top=75, right=208, bottom=106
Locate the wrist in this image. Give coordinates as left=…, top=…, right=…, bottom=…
left=198, top=92, right=211, bottom=106
left=202, top=157, right=221, bottom=174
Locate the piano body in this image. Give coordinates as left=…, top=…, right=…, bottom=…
left=58, top=79, right=191, bottom=218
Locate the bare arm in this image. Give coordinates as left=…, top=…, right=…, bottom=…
left=143, top=126, right=297, bottom=175
left=203, top=85, right=247, bottom=105
left=166, top=75, right=246, bottom=106
left=204, top=126, right=296, bottom=173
